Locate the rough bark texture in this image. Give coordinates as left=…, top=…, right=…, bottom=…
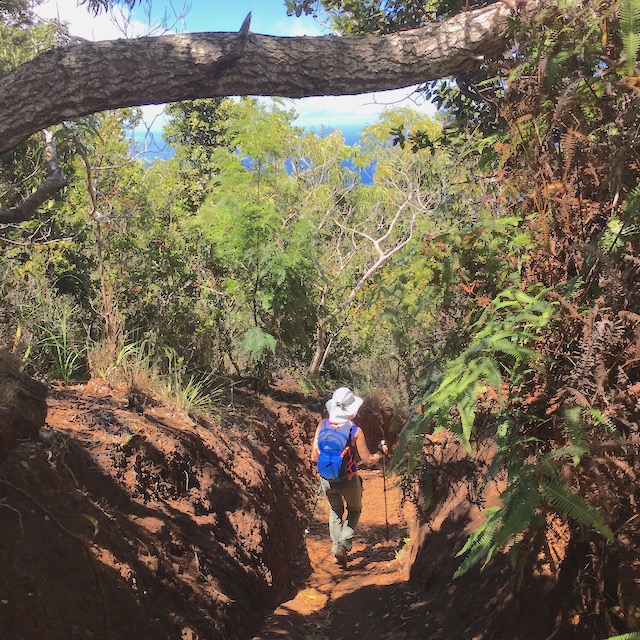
left=0, top=0, right=545, bottom=155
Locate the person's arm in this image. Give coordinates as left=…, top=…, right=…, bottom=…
left=353, top=427, right=388, bottom=466
left=311, top=423, right=320, bottom=463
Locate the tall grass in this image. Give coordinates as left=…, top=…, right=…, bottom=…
left=89, top=337, right=224, bottom=416
left=34, top=307, right=88, bottom=384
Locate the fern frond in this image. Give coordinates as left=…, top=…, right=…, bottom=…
left=540, top=444, right=588, bottom=464
left=390, top=414, right=430, bottom=473
left=491, top=339, right=540, bottom=360
left=492, top=478, right=541, bottom=550
left=561, top=128, right=585, bottom=177
left=564, top=405, right=588, bottom=449
left=545, top=48, right=577, bottom=89
left=454, top=507, right=502, bottom=578
left=620, top=0, right=640, bottom=74
left=587, top=407, right=618, bottom=435
left=626, top=185, right=640, bottom=219
left=605, top=633, right=640, bottom=640
left=566, top=387, right=591, bottom=407
left=482, top=357, right=504, bottom=393
left=541, top=476, right=613, bottom=542
left=457, top=395, right=477, bottom=453
left=619, top=310, right=640, bottom=324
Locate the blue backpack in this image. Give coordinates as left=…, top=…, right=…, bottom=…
left=316, top=420, right=357, bottom=481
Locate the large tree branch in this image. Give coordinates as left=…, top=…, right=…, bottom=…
left=0, top=0, right=546, bottom=156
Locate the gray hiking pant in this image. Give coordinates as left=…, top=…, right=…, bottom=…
left=321, top=474, right=362, bottom=554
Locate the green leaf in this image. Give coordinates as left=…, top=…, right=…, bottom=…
left=620, top=0, right=640, bottom=74
left=541, top=476, right=613, bottom=542
left=240, top=327, right=277, bottom=360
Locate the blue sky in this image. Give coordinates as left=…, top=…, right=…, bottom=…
left=36, top=0, right=434, bottom=135
left=150, top=0, right=329, bottom=37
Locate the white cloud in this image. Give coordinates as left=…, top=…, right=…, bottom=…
left=264, top=16, right=328, bottom=38
left=36, top=0, right=161, bottom=41
left=144, top=78, right=435, bottom=138
left=291, top=87, right=435, bottom=130
left=139, top=104, right=168, bottom=133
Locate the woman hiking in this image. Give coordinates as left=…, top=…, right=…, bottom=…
left=311, top=387, right=388, bottom=569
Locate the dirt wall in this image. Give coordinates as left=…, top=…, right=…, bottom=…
left=406, top=430, right=640, bottom=639
left=0, top=383, right=319, bottom=640
left=0, top=349, right=47, bottom=460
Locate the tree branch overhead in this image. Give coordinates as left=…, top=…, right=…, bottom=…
left=0, top=0, right=545, bottom=155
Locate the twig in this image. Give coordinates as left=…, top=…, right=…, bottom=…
left=0, top=499, right=24, bottom=544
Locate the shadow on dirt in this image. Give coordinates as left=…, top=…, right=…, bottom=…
left=0, top=385, right=321, bottom=640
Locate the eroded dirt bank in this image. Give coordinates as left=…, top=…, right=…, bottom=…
left=0, top=382, right=319, bottom=640
left=1, top=376, right=637, bottom=640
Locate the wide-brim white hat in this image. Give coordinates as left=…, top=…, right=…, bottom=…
left=325, top=387, right=364, bottom=423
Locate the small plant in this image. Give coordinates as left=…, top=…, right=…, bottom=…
left=394, top=536, right=412, bottom=564
left=35, top=308, right=88, bottom=383
left=159, top=348, right=223, bottom=415
left=392, top=288, right=554, bottom=467
left=88, top=337, right=149, bottom=386
left=453, top=456, right=613, bottom=578
left=392, top=288, right=615, bottom=577
left=95, top=339, right=224, bottom=417
left=240, top=326, right=276, bottom=374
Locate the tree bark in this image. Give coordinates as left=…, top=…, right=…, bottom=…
left=0, top=0, right=545, bottom=156
left=309, top=319, right=327, bottom=376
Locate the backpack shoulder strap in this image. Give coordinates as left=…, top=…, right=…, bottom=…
left=346, top=421, right=359, bottom=440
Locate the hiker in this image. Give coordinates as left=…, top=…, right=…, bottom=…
left=311, top=386, right=388, bottom=568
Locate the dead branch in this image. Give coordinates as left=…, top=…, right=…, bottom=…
left=0, top=130, right=67, bottom=224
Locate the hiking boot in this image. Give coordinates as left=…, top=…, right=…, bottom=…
left=334, top=546, right=347, bottom=568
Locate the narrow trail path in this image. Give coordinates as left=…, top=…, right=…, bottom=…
left=252, top=470, right=445, bottom=640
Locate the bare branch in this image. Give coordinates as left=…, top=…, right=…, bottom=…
left=329, top=207, right=419, bottom=321
left=0, top=130, right=67, bottom=224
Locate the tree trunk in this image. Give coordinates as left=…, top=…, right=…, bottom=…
left=309, top=321, right=326, bottom=376
left=0, top=0, right=546, bottom=156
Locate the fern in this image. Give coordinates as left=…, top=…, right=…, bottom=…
left=491, top=476, right=541, bottom=551
left=541, top=474, right=614, bottom=542
left=454, top=457, right=615, bottom=577
left=618, top=310, right=640, bottom=324
left=454, top=468, right=542, bottom=578
left=587, top=407, right=618, bottom=436
left=397, top=287, right=619, bottom=578
left=454, top=507, right=502, bottom=578
left=391, top=288, right=553, bottom=469
left=605, top=634, right=640, bottom=640
left=620, top=0, right=640, bottom=74
left=625, top=185, right=640, bottom=220
left=540, top=444, right=589, bottom=464
left=564, top=405, right=589, bottom=451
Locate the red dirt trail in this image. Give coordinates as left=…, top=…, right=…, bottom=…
left=252, top=470, right=445, bottom=640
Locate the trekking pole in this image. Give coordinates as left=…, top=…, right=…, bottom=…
left=304, top=479, right=323, bottom=537
left=380, top=439, right=389, bottom=542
